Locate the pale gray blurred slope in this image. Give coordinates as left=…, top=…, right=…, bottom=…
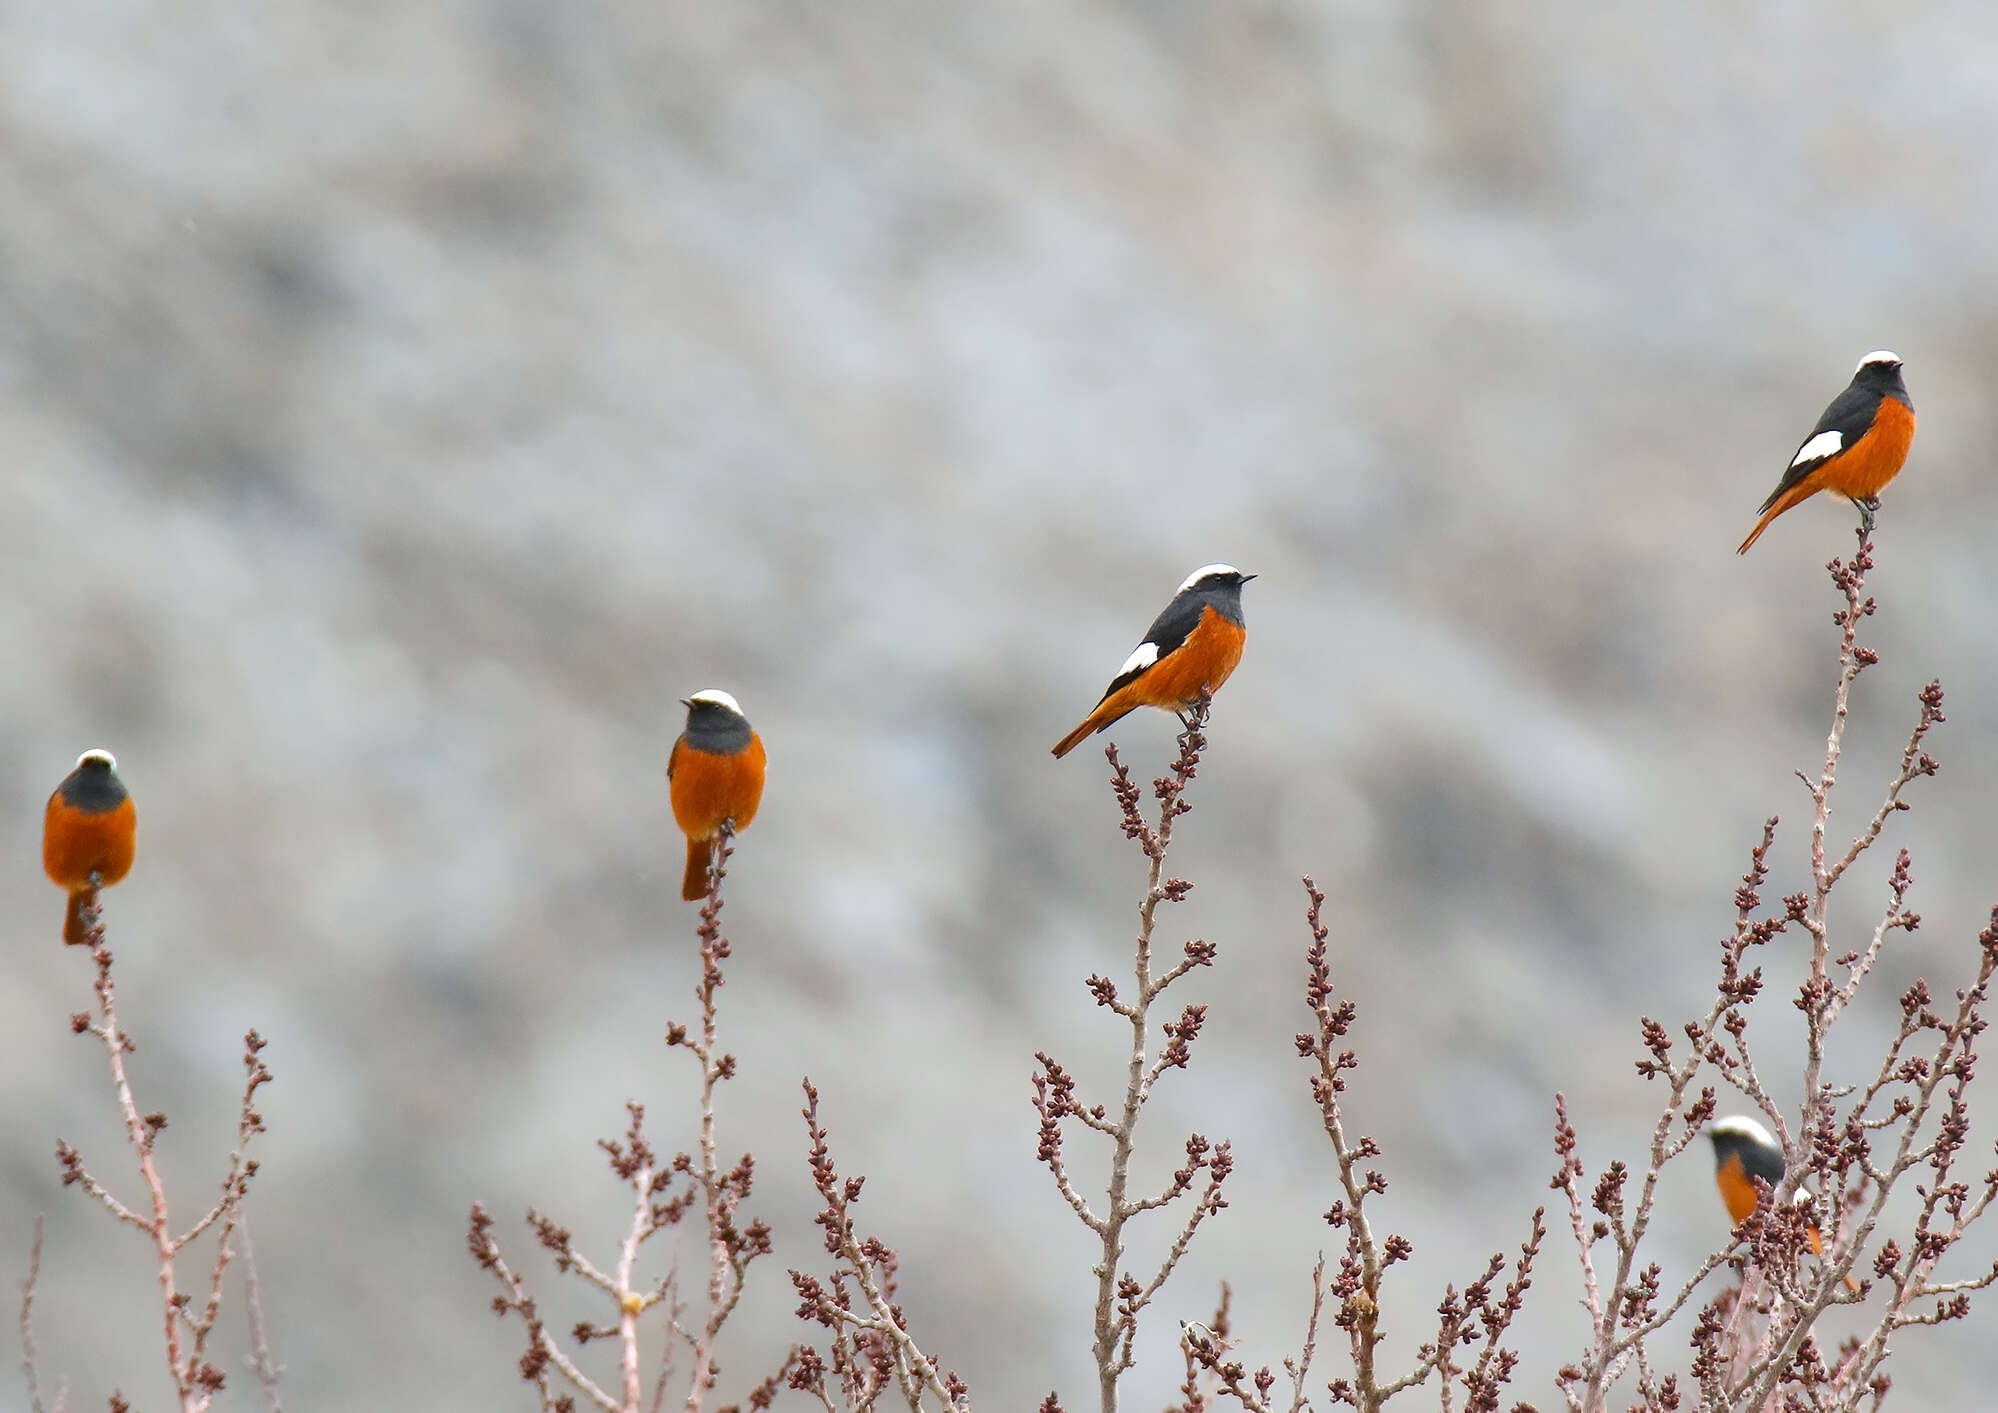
left=5, top=2, right=1998, bottom=1407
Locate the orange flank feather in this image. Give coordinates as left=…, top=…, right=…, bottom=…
left=670, top=732, right=767, bottom=901
left=1715, top=1151, right=1762, bottom=1225
left=1051, top=608, right=1246, bottom=759
left=1738, top=398, right=1915, bottom=554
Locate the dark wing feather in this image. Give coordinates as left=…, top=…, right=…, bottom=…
left=1738, top=1141, right=1786, bottom=1189
left=1759, top=384, right=1882, bottom=512
left=1093, top=590, right=1206, bottom=703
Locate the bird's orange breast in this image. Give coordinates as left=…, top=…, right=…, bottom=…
left=1126, top=608, right=1246, bottom=711
left=1715, top=1153, right=1762, bottom=1225
left=1821, top=397, right=1914, bottom=501
left=670, top=734, right=767, bottom=841
left=43, top=795, right=136, bottom=891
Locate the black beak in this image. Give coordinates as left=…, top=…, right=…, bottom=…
left=1239, top=573, right=1258, bottom=583
left=678, top=699, right=692, bottom=709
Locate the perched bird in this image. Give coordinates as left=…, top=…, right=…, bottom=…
left=42, top=749, right=137, bottom=946
left=1051, top=565, right=1255, bottom=759
left=1707, top=1115, right=1857, bottom=1291
left=669, top=690, right=766, bottom=902
left=1737, top=351, right=1914, bottom=554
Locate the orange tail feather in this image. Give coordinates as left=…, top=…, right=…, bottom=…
left=1805, top=1223, right=1861, bottom=1293
left=63, top=890, right=91, bottom=946
left=682, top=838, right=715, bottom=902
left=1050, top=697, right=1137, bottom=759
left=1737, top=482, right=1818, bottom=554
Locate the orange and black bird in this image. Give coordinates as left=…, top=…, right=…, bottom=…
left=1051, top=564, right=1254, bottom=759
left=1737, top=351, right=1914, bottom=554
left=668, top=690, right=766, bottom=902
left=42, top=749, right=137, bottom=946
left=1708, top=1115, right=1857, bottom=1291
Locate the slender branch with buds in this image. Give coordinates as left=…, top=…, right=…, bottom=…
left=787, top=1081, right=968, bottom=1413
left=41, top=905, right=272, bottom=1413
left=1185, top=880, right=1543, bottom=1413
left=1032, top=696, right=1234, bottom=1413
left=20, top=1216, right=66, bottom=1413
left=672, top=835, right=777, bottom=1412
left=468, top=833, right=776, bottom=1413
left=1552, top=527, right=1998, bottom=1412
left=239, top=1219, right=286, bottom=1412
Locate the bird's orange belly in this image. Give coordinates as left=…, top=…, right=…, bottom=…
left=1716, top=1157, right=1761, bottom=1225
left=43, top=799, right=136, bottom=890
left=1822, top=399, right=1914, bottom=502
left=670, top=743, right=766, bottom=839
left=1130, top=610, right=1245, bottom=710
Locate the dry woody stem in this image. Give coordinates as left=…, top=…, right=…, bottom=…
left=1034, top=696, right=1234, bottom=1413
left=1549, top=527, right=1998, bottom=1413
left=1183, top=882, right=1541, bottom=1413
left=787, top=1082, right=968, bottom=1413
left=41, top=907, right=271, bottom=1413
left=468, top=832, right=777, bottom=1413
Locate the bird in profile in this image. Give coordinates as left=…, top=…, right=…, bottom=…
left=43, top=749, right=137, bottom=946
left=668, top=690, right=766, bottom=902
left=1737, top=351, right=1914, bottom=553
left=1051, top=565, right=1254, bottom=759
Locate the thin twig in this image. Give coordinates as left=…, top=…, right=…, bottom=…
left=792, top=1081, right=970, bottom=1413
left=1032, top=699, right=1227, bottom=1413
left=240, top=1217, right=285, bottom=1412
left=470, top=828, right=771, bottom=1413
left=54, top=935, right=269, bottom=1413
left=20, top=1214, right=60, bottom=1413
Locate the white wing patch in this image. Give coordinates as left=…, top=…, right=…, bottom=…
left=1116, top=642, right=1160, bottom=679
left=1791, top=430, right=1843, bottom=467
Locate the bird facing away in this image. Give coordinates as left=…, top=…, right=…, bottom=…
left=42, top=749, right=137, bottom=946
left=668, top=690, right=766, bottom=902
left=1737, top=351, right=1914, bottom=554
left=1707, top=1114, right=1857, bottom=1291
left=1051, top=564, right=1254, bottom=759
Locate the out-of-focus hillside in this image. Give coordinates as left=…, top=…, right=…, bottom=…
left=5, top=2, right=1998, bottom=1406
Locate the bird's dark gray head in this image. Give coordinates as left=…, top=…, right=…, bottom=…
left=1180, top=563, right=1254, bottom=619
left=59, top=748, right=128, bottom=811
left=1851, top=350, right=1907, bottom=393
left=1174, top=565, right=1255, bottom=628
left=680, top=689, right=752, bottom=752
left=1177, top=563, right=1257, bottom=596
left=1707, top=1114, right=1785, bottom=1178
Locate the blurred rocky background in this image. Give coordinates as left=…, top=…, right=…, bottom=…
left=5, top=1, right=1998, bottom=1406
